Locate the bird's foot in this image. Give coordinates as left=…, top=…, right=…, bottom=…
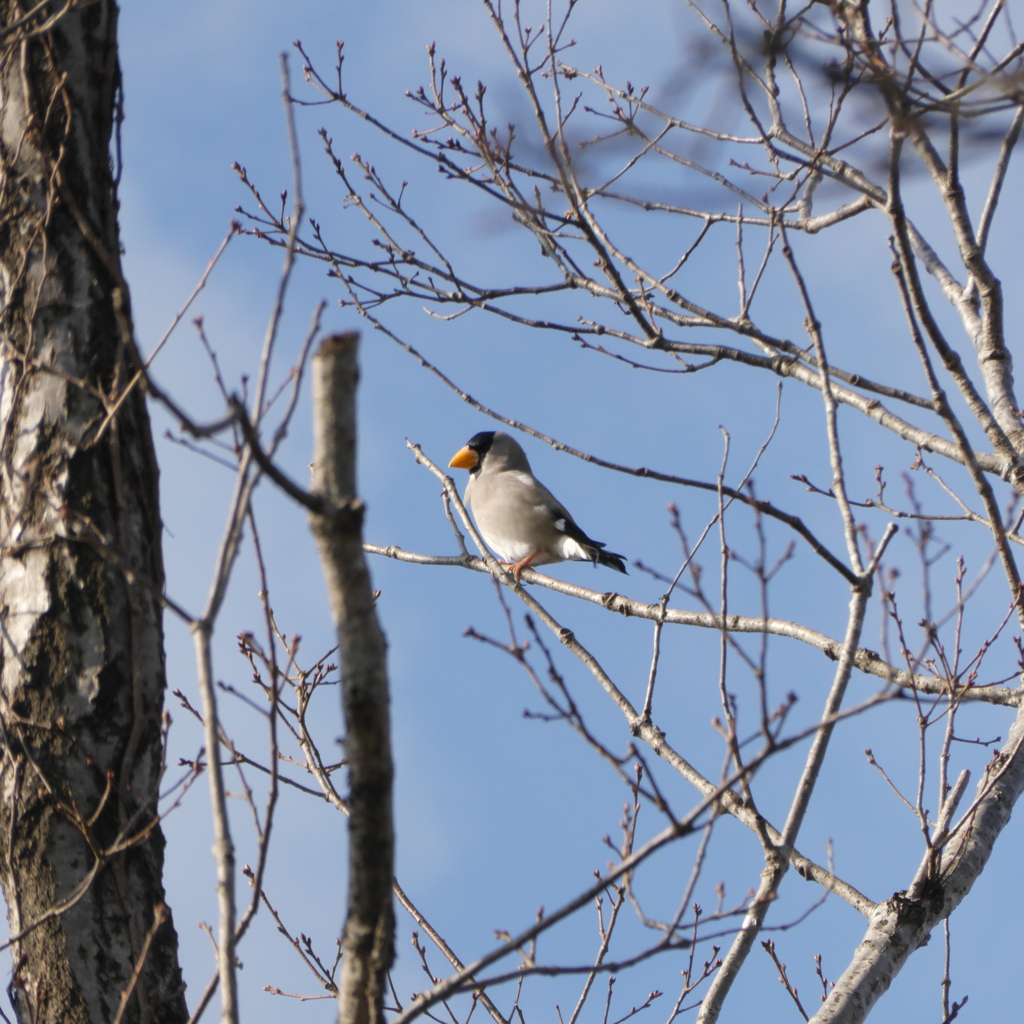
left=500, top=553, right=539, bottom=583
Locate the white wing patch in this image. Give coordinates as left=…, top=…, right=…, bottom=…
left=555, top=535, right=594, bottom=562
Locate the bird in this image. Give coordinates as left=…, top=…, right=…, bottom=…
left=448, top=430, right=628, bottom=582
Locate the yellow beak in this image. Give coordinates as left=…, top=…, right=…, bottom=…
left=448, top=445, right=479, bottom=470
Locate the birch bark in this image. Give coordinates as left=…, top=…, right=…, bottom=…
left=0, top=3, right=187, bottom=1022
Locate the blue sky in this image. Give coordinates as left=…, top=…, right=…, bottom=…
left=58, top=2, right=1024, bottom=1021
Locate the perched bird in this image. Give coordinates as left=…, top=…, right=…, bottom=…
left=448, top=430, right=628, bottom=582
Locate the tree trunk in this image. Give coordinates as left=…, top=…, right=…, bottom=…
left=0, top=3, right=187, bottom=1022
left=309, top=334, right=395, bottom=1024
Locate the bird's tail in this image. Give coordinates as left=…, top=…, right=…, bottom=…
left=563, top=528, right=628, bottom=574
left=592, top=545, right=628, bottom=575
